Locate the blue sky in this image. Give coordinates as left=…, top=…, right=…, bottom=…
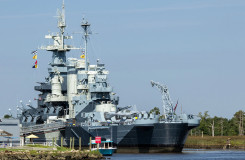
left=0, top=0, right=245, bottom=118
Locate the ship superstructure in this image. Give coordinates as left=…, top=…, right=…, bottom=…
left=19, top=2, right=200, bottom=153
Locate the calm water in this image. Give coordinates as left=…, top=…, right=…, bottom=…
left=106, top=149, right=245, bottom=160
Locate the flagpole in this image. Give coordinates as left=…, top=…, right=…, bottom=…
left=181, top=104, right=182, bottom=114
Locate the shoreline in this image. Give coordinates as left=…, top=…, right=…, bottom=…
left=0, top=146, right=104, bottom=160
left=184, top=136, right=245, bottom=150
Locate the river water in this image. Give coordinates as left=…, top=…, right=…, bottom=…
left=106, top=149, right=245, bottom=160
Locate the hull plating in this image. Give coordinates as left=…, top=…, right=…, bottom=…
left=60, top=122, right=190, bottom=153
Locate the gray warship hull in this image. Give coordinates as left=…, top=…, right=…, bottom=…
left=27, top=122, right=193, bottom=153
left=66, top=123, right=191, bottom=153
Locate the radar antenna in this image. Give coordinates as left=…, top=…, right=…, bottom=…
left=151, top=80, right=174, bottom=121
left=81, top=18, right=91, bottom=71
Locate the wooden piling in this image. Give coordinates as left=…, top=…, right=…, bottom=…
left=61, top=137, right=63, bottom=147
left=89, top=137, right=92, bottom=151
left=72, top=137, right=75, bottom=150
left=52, top=138, right=54, bottom=147
left=79, top=137, right=81, bottom=150
left=70, top=137, right=72, bottom=149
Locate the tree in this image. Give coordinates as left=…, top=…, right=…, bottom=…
left=198, top=111, right=211, bottom=135
left=210, top=120, right=214, bottom=137
left=149, top=107, right=160, bottom=115
left=229, top=110, right=245, bottom=136
left=238, top=111, right=244, bottom=136
left=212, top=116, right=228, bottom=136
left=227, top=118, right=238, bottom=136
left=4, top=114, right=11, bottom=119
left=189, top=110, right=245, bottom=137
left=191, top=112, right=229, bottom=136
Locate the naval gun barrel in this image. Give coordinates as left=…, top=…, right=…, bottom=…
left=117, top=105, right=132, bottom=112
left=26, top=104, right=37, bottom=110
left=26, top=100, right=37, bottom=110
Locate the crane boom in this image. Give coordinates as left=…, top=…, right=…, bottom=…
left=151, top=80, right=174, bottom=121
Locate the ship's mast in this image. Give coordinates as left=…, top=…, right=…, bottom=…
left=59, top=0, right=66, bottom=50
left=81, top=19, right=91, bottom=71
left=40, top=1, right=81, bottom=66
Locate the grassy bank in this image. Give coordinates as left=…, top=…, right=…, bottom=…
left=185, top=136, right=245, bottom=149
left=0, top=145, right=103, bottom=160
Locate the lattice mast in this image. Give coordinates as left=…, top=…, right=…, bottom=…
left=151, top=80, right=174, bottom=121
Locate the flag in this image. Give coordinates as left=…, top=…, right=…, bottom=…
left=31, top=50, right=37, bottom=54
left=32, top=61, right=38, bottom=68
left=80, top=54, right=85, bottom=59
left=174, top=100, right=178, bottom=112
left=33, top=54, right=37, bottom=59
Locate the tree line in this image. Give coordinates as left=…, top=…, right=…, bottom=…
left=192, top=110, right=244, bottom=136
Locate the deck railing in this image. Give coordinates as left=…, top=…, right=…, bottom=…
left=20, top=121, right=66, bottom=135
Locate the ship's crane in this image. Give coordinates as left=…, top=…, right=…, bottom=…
left=151, top=80, right=174, bottom=121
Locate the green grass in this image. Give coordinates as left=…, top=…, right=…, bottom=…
left=26, top=144, right=53, bottom=148
left=29, top=150, right=38, bottom=155
left=57, top=147, right=72, bottom=151
left=0, top=148, right=25, bottom=152
left=26, top=145, right=74, bottom=152
left=185, top=136, right=245, bottom=147
left=88, top=150, right=101, bottom=156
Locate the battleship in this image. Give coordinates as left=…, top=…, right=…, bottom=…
left=19, top=2, right=200, bottom=153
